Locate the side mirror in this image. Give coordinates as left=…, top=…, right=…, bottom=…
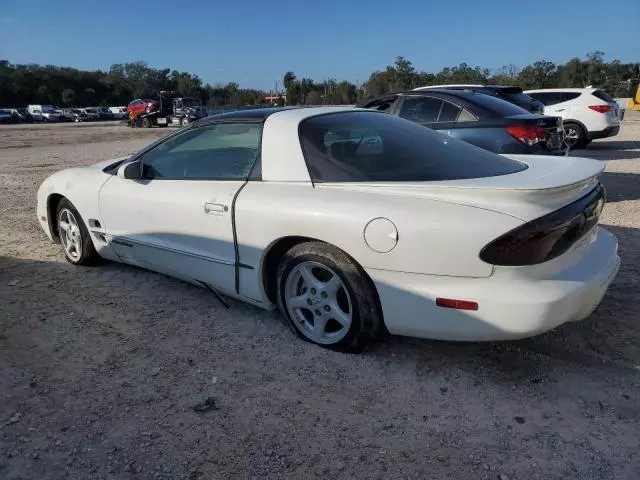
left=117, top=160, right=142, bottom=180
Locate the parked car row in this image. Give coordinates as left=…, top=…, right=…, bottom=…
left=0, top=105, right=128, bottom=124
left=360, top=85, right=622, bottom=152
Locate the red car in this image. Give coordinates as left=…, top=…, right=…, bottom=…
left=127, top=98, right=160, bottom=118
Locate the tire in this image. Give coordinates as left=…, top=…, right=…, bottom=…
left=276, top=241, right=384, bottom=353
left=142, top=117, right=152, bottom=128
left=56, top=199, right=99, bottom=266
left=563, top=122, right=586, bottom=149
left=181, top=117, right=190, bottom=127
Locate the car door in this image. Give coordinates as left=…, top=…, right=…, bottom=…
left=98, top=122, right=262, bottom=295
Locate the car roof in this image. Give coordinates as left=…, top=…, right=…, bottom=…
left=524, top=88, right=596, bottom=93
left=414, top=84, right=484, bottom=90
left=365, top=89, right=489, bottom=101
left=415, top=85, right=525, bottom=93
left=198, top=106, right=363, bottom=125
left=198, top=107, right=295, bottom=124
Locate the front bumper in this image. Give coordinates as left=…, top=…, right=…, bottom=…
left=367, top=227, right=620, bottom=341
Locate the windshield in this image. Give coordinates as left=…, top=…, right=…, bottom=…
left=299, top=111, right=527, bottom=182
left=41, top=106, right=55, bottom=113
left=182, top=98, right=200, bottom=107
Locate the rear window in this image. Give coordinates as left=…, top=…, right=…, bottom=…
left=500, top=92, right=534, bottom=104
left=489, top=86, right=523, bottom=94
left=592, top=90, right=615, bottom=103
left=299, top=111, right=527, bottom=182
left=467, top=93, right=530, bottom=116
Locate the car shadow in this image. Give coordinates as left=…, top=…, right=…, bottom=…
left=574, top=139, right=640, bottom=161
left=3, top=222, right=638, bottom=388
left=599, top=171, right=640, bottom=203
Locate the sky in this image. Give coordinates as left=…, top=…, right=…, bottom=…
left=1, top=0, right=639, bottom=91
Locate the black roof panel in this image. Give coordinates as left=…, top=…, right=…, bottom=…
left=197, top=107, right=298, bottom=125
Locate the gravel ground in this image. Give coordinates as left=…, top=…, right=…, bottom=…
left=1, top=117, right=639, bottom=480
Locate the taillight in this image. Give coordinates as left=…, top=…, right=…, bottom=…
left=588, top=105, right=613, bottom=113
left=480, top=184, right=605, bottom=266
left=505, top=125, right=546, bottom=146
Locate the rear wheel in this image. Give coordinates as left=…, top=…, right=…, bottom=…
left=564, top=122, right=586, bottom=149
left=277, top=241, right=383, bottom=353
left=56, top=199, right=99, bottom=266
left=181, top=117, right=190, bottom=127
left=142, top=117, right=152, bottom=128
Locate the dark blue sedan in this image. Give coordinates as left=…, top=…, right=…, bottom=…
left=361, top=89, right=567, bottom=156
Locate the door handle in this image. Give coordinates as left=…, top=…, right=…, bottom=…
left=204, top=202, right=227, bottom=214
left=554, top=109, right=565, bottom=112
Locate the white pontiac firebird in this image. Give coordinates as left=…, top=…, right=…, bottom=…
left=37, top=107, right=621, bottom=353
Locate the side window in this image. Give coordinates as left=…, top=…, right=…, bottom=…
left=457, top=109, right=478, bottom=122
left=532, top=92, right=563, bottom=106
left=399, top=97, right=443, bottom=123
left=561, top=92, right=582, bottom=102
left=438, top=100, right=462, bottom=122
left=140, top=123, right=262, bottom=180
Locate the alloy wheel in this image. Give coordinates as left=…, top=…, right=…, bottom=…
left=564, top=126, right=581, bottom=148
left=58, top=208, right=82, bottom=262
left=284, top=261, right=353, bottom=344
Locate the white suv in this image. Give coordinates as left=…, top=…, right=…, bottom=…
left=524, top=88, right=620, bottom=149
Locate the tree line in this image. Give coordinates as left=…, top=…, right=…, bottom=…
left=1, top=52, right=638, bottom=108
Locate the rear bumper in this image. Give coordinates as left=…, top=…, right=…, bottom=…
left=367, top=227, right=619, bottom=341
left=497, top=140, right=568, bottom=156
left=589, top=125, right=620, bottom=139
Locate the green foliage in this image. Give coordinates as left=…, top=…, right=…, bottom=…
left=0, top=60, right=270, bottom=107
left=1, top=52, right=638, bottom=109
left=61, top=88, right=76, bottom=106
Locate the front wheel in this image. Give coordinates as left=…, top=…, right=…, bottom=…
left=142, top=117, right=152, bottom=128
left=56, top=199, right=99, bottom=266
left=277, top=242, right=384, bottom=353
left=564, top=122, right=586, bottom=149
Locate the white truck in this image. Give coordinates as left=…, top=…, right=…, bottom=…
left=27, top=105, right=60, bottom=122
left=108, top=106, right=128, bottom=119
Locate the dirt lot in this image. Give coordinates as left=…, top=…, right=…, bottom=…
left=1, top=117, right=639, bottom=480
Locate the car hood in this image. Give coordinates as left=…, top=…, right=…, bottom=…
left=318, top=155, right=603, bottom=222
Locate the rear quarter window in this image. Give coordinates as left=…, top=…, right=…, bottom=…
left=560, top=92, right=581, bottom=102
left=299, top=111, right=527, bottom=183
